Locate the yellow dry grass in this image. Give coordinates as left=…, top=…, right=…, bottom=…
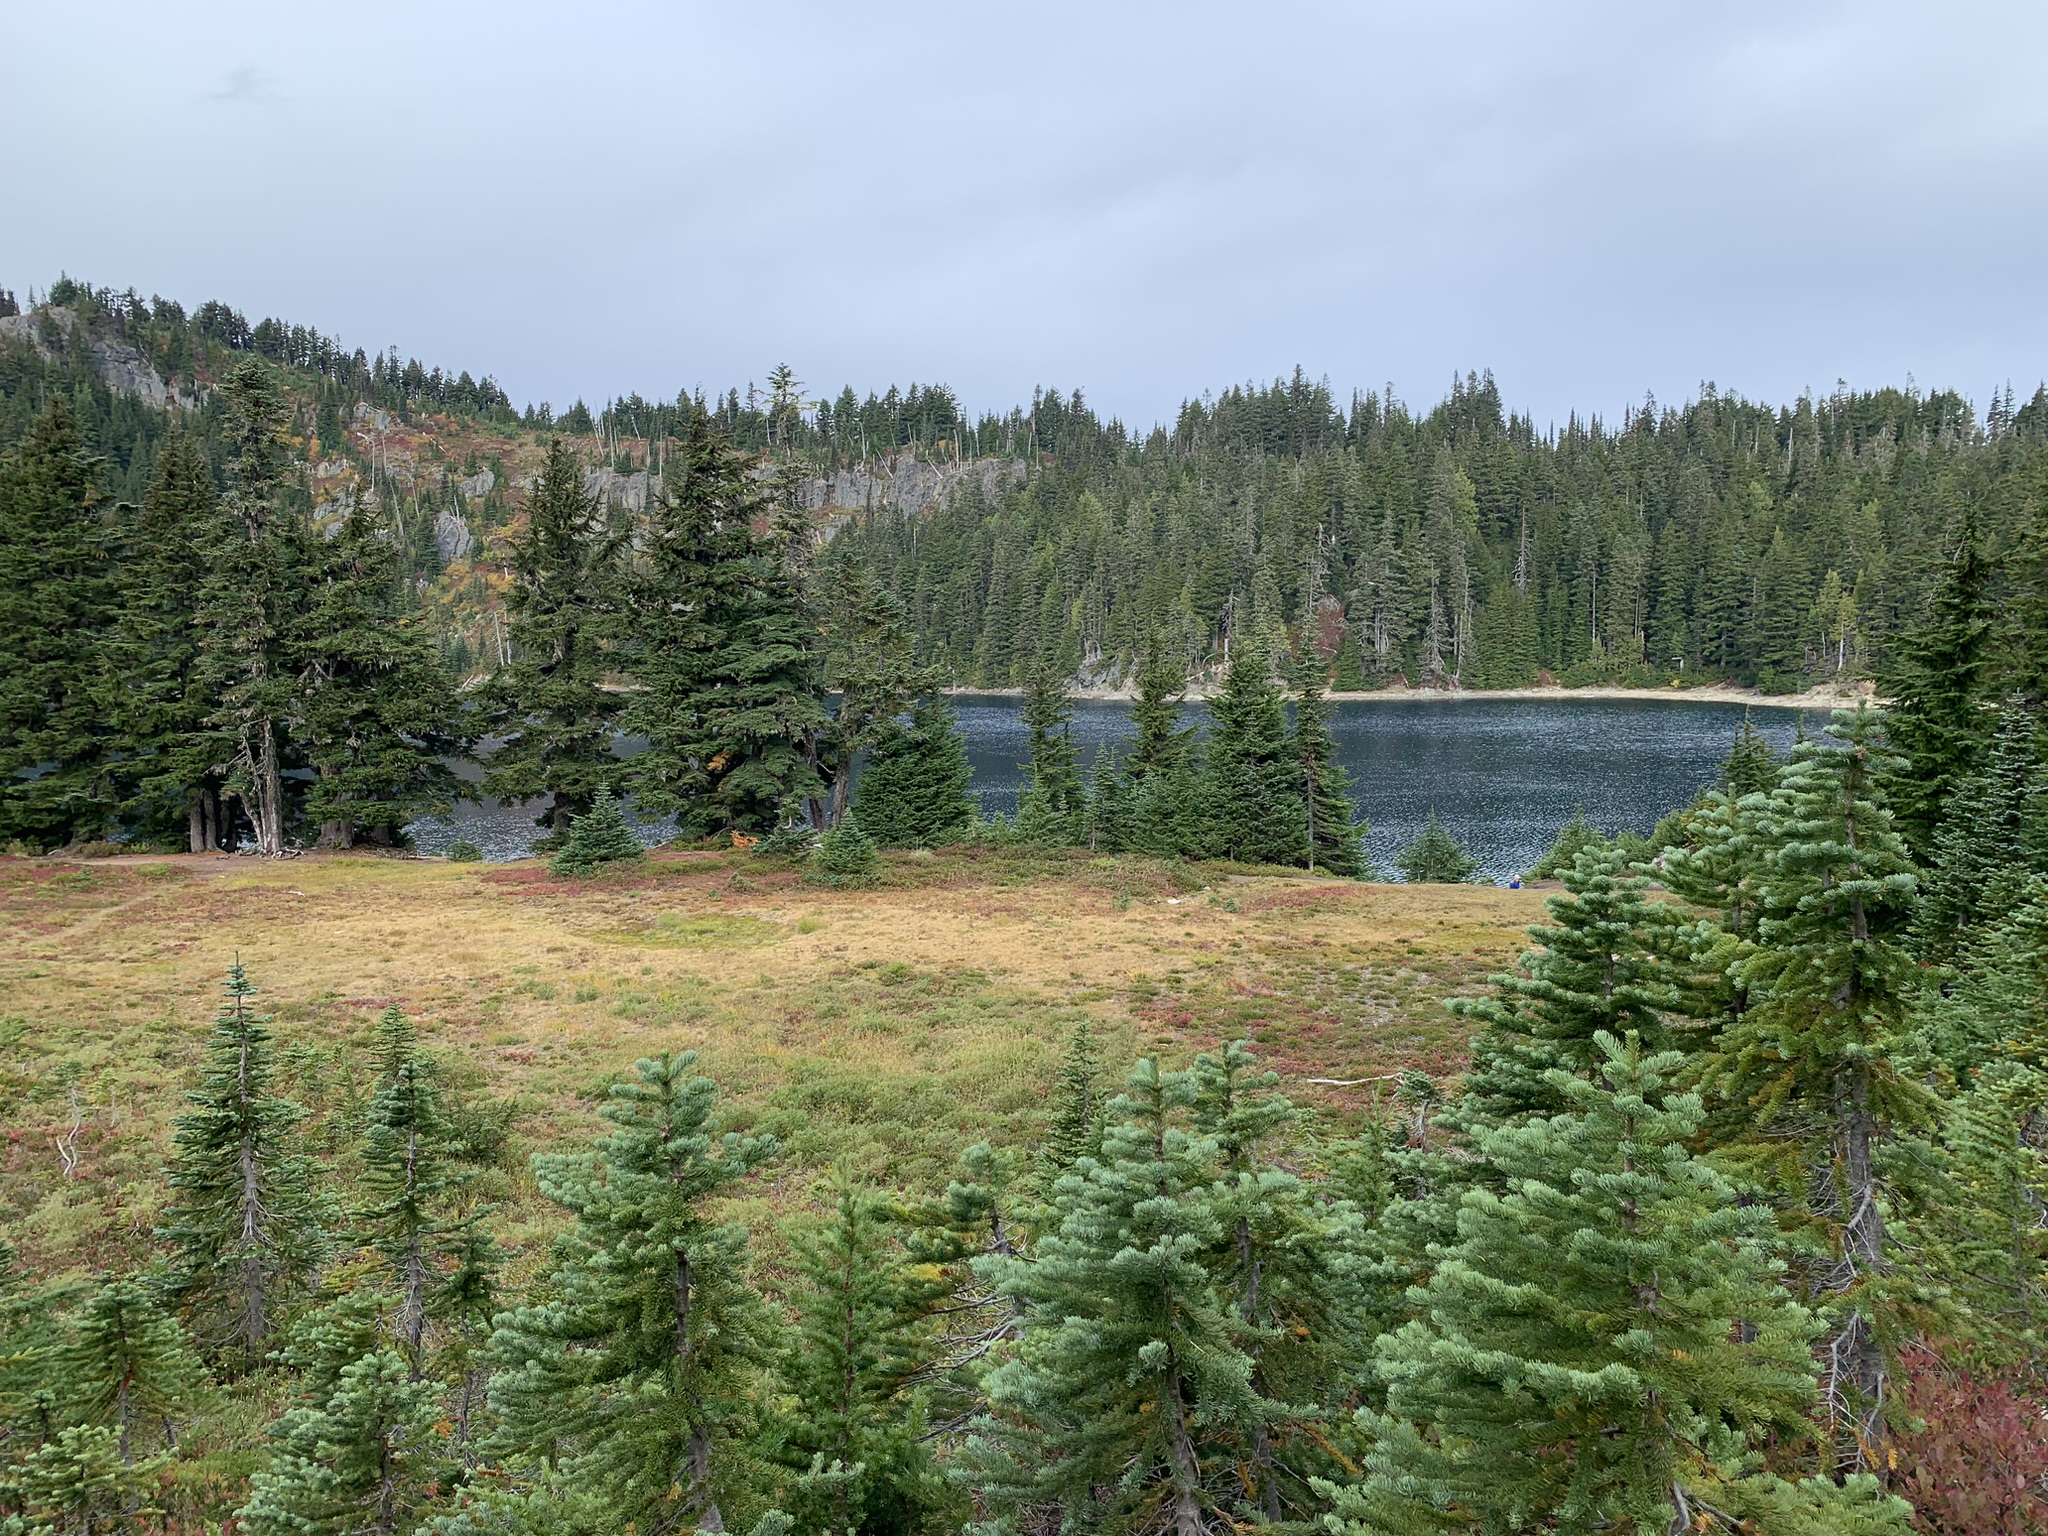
left=0, top=847, right=1543, bottom=1279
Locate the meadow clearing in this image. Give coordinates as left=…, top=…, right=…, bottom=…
left=0, top=847, right=1542, bottom=1282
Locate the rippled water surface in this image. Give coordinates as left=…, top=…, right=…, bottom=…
left=409, top=695, right=1820, bottom=881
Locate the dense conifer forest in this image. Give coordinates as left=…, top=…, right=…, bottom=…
left=3, top=277, right=2048, bottom=1533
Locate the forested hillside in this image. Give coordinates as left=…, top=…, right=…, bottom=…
left=5, top=278, right=2046, bottom=703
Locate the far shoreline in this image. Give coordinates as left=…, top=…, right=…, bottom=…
left=944, top=681, right=1874, bottom=711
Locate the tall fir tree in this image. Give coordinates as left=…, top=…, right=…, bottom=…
left=100, top=431, right=226, bottom=850
left=812, top=552, right=936, bottom=828
left=484, top=439, right=624, bottom=840
left=1292, top=676, right=1365, bottom=876
left=624, top=420, right=824, bottom=836
left=0, top=397, right=111, bottom=848
left=1014, top=666, right=1086, bottom=846
left=157, top=962, right=326, bottom=1372
left=1327, top=1035, right=1911, bottom=1536
left=358, top=1006, right=449, bottom=1362
left=1883, top=503, right=1996, bottom=855
left=191, top=360, right=304, bottom=855
left=489, top=1054, right=777, bottom=1532
left=1205, top=655, right=1307, bottom=867
left=294, top=505, right=465, bottom=848
left=851, top=695, right=976, bottom=849
left=1708, top=706, right=1929, bottom=1475
left=1914, top=696, right=2045, bottom=961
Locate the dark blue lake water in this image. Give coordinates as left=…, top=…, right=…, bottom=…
left=409, top=696, right=1820, bottom=882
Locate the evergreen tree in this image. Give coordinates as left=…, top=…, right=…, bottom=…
left=100, top=431, right=224, bottom=851
left=963, top=1059, right=1259, bottom=1535
left=1455, top=842, right=1703, bottom=1124
left=484, top=439, right=623, bottom=840
left=1708, top=706, right=1928, bottom=1474
left=1328, top=1035, right=1910, bottom=1536
left=358, top=1006, right=449, bottom=1361
left=1125, top=647, right=1195, bottom=784
left=1328, top=626, right=1371, bottom=691
left=851, top=696, right=976, bottom=849
left=1039, top=1018, right=1103, bottom=1185
left=1205, top=656, right=1307, bottom=866
left=1126, top=748, right=1210, bottom=860
left=1083, top=742, right=1131, bottom=853
left=1525, top=807, right=1604, bottom=881
left=546, top=786, right=644, bottom=877
left=61, top=1279, right=203, bottom=1463
left=625, top=420, right=825, bottom=837
left=157, top=962, right=325, bottom=1373
left=1915, top=696, right=2045, bottom=961
left=191, top=361, right=304, bottom=855
left=1014, top=666, right=1085, bottom=846
left=810, top=813, right=880, bottom=886
left=294, top=504, right=465, bottom=848
left=1189, top=1041, right=1369, bottom=1520
left=1722, top=711, right=1782, bottom=799
left=489, top=1054, right=777, bottom=1533
left=778, top=1176, right=944, bottom=1536
left=11, top=1425, right=167, bottom=1535
left=239, top=1293, right=448, bottom=1536
left=1292, top=677, right=1365, bottom=876
left=0, top=397, right=111, bottom=848
left=813, top=553, right=936, bottom=828
left=1884, top=504, right=1997, bottom=855
left=1395, top=812, right=1479, bottom=884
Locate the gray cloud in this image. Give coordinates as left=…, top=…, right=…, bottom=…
left=4, top=0, right=2041, bottom=427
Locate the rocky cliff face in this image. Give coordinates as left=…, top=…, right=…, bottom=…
left=0, top=306, right=201, bottom=410
left=799, top=451, right=1026, bottom=516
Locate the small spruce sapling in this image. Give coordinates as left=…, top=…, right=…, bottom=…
left=810, top=814, right=879, bottom=886
left=547, top=786, right=644, bottom=877
left=1395, top=812, right=1480, bottom=884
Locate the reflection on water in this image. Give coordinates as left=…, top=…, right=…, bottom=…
left=408, top=695, right=1819, bottom=883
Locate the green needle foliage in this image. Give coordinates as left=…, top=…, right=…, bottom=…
left=852, top=696, right=976, bottom=849
left=157, top=962, right=325, bottom=1373
left=547, top=787, right=644, bottom=877
left=1395, top=813, right=1479, bottom=884
left=1709, top=705, right=1929, bottom=1475
left=489, top=1054, right=778, bottom=1534
left=810, top=814, right=880, bottom=886
left=239, top=1293, right=450, bottom=1536
left=1326, top=1035, right=1907, bottom=1536
left=1293, top=676, right=1367, bottom=876
left=778, top=1175, right=946, bottom=1536
left=965, top=1058, right=1261, bottom=1535
left=483, top=439, right=625, bottom=841
left=1015, top=667, right=1086, bottom=847
left=358, top=1006, right=451, bottom=1360
left=1038, top=1018, right=1104, bottom=1186
left=1206, top=655, right=1308, bottom=867
left=62, top=1279, right=204, bottom=1464
left=0, top=398, right=111, bottom=849
left=1455, top=842, right=1705, bottom=1123
left=625, top=419, right=825, bottom=837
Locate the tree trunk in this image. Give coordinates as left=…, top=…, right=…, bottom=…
left=189, top=792, right=208, bottom=854
left=1830, top=1065, right=1888, bottom=1476
left=250, top=719, right=286, bottom=856
left=1166, top=1373, right=1207, bottom=1536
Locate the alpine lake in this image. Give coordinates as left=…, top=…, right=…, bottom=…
left=412, top=695, right=1823, bottom=882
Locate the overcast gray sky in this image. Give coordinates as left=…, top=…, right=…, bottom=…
left=5, top=1, right=2042, bottom=429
